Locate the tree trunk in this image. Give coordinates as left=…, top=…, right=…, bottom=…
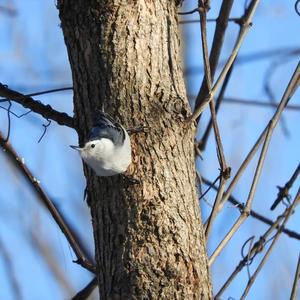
left=58, top=1, right=212, bottom=299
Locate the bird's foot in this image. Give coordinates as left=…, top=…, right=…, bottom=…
left=122, top=174, right=141, bottom=185
left=84, top=185, right=88, bottom=202
left=127, top=125, right=149, bottom=135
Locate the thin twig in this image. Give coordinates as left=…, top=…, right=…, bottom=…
left=209, top=120, right=275, bottom=264
left=215, top=188, right=300, bottom=298
left=241, top=236, right=255, bottom=280
left=201, top=177, right=300, bottom=241
left=199, top=8, right=227, bottom=170
left=290, top=252, right=300, bottom=300
left=0, top=132, right=95, bottom=273
left=37, top=119, right=52, bottom=143
left=189, top=95, right=300, bottom=111
left=179, top=17, right=241, bottom=24
left=193, top=0, right=234, bottom=123
left=221, top=97, right=300, bottom=110
left=3, top=100, right=12, bottom=142
left=0, top=86, right=74, bottom=142
left=217, top=62, right=300, bottom=215
left=197, top=5, right=230, bottom=238
left=271, top=163, right=300, bottom=210
left=263, top=59, right=290, bottom=136
left=199, top=174, right=221, bottom=201
left=198, top=64, right=235, bottom=152
left=185, top=48, right=300, bottom=77
left=178, top=7, right=202, bottom=15
left=71, top=277, right=98, bottom=300
left=25, top=87, right=73, bottom=97
left=190, top=0, right=260, bottom=122
left=0, top=83, right=75, bottom=128
left=240, top=189, right=300, bottom=299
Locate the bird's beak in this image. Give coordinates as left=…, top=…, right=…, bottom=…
left=70, top=145, right=81, bottom=151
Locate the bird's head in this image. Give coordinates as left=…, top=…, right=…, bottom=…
left=70, top=138, right=113, bottom=161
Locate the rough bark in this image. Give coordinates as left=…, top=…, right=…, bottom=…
left=58, top=0, right=212, bottom=299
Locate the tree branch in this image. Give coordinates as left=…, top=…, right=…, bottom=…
left=25, top=87, right=73, bottom=97
left=190, top=0, right=260, bottom=122
left=215, top=188, right=300, bottom=298
left=184, top=47, right=300, bottom=76
left=198, top=64, right=234, bottom=152
left=220, top=97, right=300, bottom=110
left=201, top=177, right=300, bottom=242
left=193, top=0, right=234, bottom=123
left=240, top=189, right=300, bottom=299
left=218, top=62, right=300, bottom=217
left=270, top=163, right=300, bottom=210
left=209, top=121, right=274, bottom=264
left=196, top=3, right=230, bottom=239
left=206, top=65, right=300, bottom=261
left=0, top=131, right=95, bottom=273
left=179, top=17, right=241, bottom=24
left=0, top=83, right=75, bottom=129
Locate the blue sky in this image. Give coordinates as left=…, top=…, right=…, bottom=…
left=0, top=1, right=299, bottom=299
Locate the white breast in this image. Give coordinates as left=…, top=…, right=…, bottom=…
left=81, top=131, right=132, bottom=177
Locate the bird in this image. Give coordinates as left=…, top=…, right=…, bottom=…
left=70, top=110, right=132, bottom=177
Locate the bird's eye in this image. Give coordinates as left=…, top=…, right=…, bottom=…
left=91, top=144, right=95, bottom=148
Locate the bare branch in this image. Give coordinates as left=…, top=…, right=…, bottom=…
left=196, top=4, right=230, bottom=238
left=209, top=117, right=299, bottom=263
left=218, top=62, right=300, bottom=215
left=209, top=119, right=274, bottom=264
left=37, top=119, right=52, bottom=143
left=0, top=132, right=95, bottom=273
left=26, top=87, right=73, bottom=97
left=198, top=64, right=234, bottom=152
left=179, top=17, right=241, bottom=25
left=193, top=0, right=234, bottom=123
left=208, top=60, right=300, bottom=260
left=215, top=188, right=300, bottom=298
left=189, top=95, right=300, bottom=111
left=184, top=47, right=300, bottom=76
left=190, top=0, right=260, bottom=121
left=0, top=83, right=75, bottom=128
left=263, top=55, right=298, bottom=136
left=221, top=97, right=300, bottom=110
left=199, top=174, right=221, bottom=201
left=201, top=177, right=300, bottom=241
left=240, top=189, right=300, bottom=299
left=208, top=58, right=299, bottom=259
left=3, top=100, right=12, bottom=142
left=178, top=7, right=202, bottom=15
left=271, top=164, right=300, bottom=210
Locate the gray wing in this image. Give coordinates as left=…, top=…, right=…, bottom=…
left=89, top=111, right=125, bottom=146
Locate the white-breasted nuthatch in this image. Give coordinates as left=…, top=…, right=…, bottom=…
left=70, top=111, right=132, bottom=176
